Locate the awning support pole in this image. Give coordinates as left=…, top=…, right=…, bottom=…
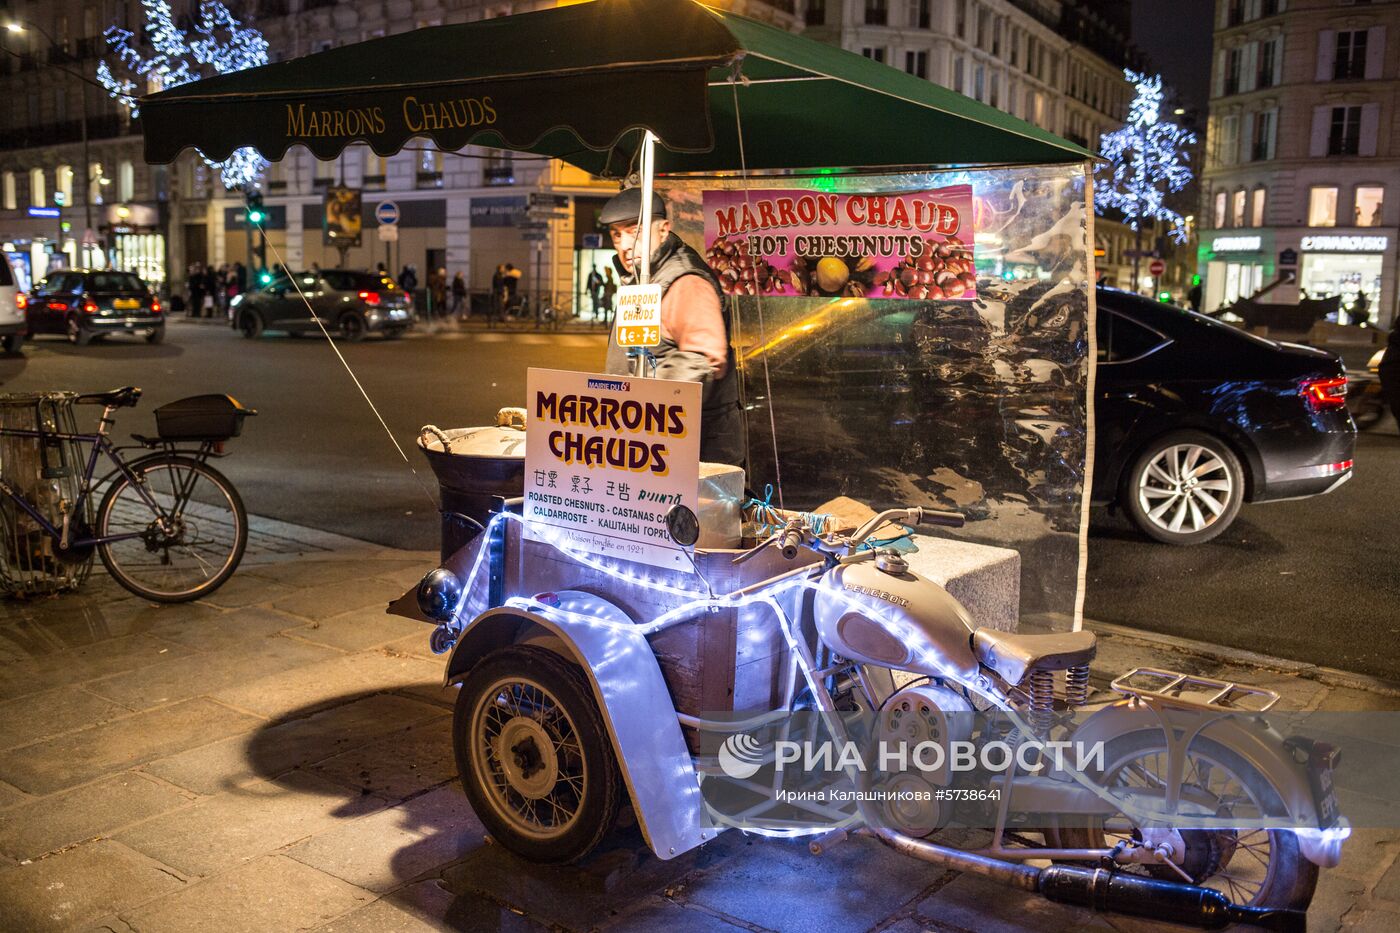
left=638, top=130, right=657, bottom=285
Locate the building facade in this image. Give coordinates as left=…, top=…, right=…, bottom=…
left=1199, top=0, right=1399, bottom=326
left=1, top=0, right=1155, bottom=309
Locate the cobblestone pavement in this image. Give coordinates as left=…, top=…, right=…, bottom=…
left=0, top=515, right=1395, bottom=932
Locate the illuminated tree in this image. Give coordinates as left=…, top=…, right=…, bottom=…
left=1095, top=70, right=1196, bottom=287
left=97, top=0, right=269, bottom=189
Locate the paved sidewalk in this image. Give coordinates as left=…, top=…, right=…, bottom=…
left=0, top=516, right=1395, bottom=932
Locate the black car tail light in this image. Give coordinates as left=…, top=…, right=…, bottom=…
left=81, top=299, right=99, bottom=314
left=1301, top=376, right=1347, bottom=412
left=357, top=290, right=381, bottom=305
left=15, top=293, right=26, bottom=314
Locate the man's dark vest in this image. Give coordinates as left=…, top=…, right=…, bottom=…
left=604, top=233, right=743, bottom=465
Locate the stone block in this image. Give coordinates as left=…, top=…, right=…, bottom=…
left=0, top=771, right=191, bottom=860
left=0, top=633, right=198, bottom=702
left=603, top=895, right=754, bottom=933
left=0, top=839, right=185, bottom=932
left=114, top=770, right=385, bottom=877
left=211, top=650, right=443, bottom=719
left=903, top=535, right=1021, bottom=632
left=274, top=576, right=405, bottom=621
left=916, top=872, right=1119, bottom=932
left=0, top=697, right=262, bottom=795
left=121, top=855, right=372, bottom=933
left=146, top=693, right=446, bottom=795
left=287, top=785, right=484, bottom=893
left=312, top=879, right=548, bottom=933
left=309, top=716, right=458, bottom=802
left=292, top=606, right=431, bottom=653
left=0, top=685, right=134, bottom=751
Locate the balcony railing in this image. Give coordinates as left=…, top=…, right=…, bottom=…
left=483, top=166, right=515, bottom=186
left=415, top=170, right=443, bottom=188
left=363, top=173, right=386, bottom=189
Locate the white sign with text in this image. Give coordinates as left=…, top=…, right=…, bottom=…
left=523, top=369, right=701, bottom=570
left=613, top=284, right=663, bottom=348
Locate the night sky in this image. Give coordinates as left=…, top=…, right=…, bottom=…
left=1130, top=0, right=1216, bottom=114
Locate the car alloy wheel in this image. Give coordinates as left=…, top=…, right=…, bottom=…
left=1125, top=430, right=1244, bottom=545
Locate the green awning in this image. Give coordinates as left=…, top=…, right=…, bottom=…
left=139, top=0, right=1093, bottom=175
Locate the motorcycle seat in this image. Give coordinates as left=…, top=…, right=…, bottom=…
left=971, top=628, right=1097, bottom=685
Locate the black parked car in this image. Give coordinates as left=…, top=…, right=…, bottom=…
left=1095, top=287, right=1355, bottom=544
left=231, top=269, right=412, bottom=341
left=26, top=269, right=165, bottom=346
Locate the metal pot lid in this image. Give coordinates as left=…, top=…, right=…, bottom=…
left=420, top=425, right=526, bottom=460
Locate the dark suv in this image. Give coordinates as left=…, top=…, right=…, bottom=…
left=26, top=269, right=165, bottom=345
left=231, top=269, right=412, bottom=341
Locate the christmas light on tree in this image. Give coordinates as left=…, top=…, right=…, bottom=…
left=1095, top=70, right=1196, bottom=245
left=97, top=0, right=269, bottom=189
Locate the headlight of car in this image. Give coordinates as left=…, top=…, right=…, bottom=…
left=230, top=294, right=243, bottom=309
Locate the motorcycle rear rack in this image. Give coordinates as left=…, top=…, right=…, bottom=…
left=1110, top=667, right=1280, bottom=713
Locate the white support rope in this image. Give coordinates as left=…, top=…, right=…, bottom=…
left=254, top=225, right=440, bottom=507
left=729, top=76, right=785, bottom=509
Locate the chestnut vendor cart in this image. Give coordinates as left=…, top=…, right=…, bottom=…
left=137, top=2, right=1344, bottom=929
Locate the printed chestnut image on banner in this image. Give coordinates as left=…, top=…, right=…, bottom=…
left=702, top=186, right=977, bottom=301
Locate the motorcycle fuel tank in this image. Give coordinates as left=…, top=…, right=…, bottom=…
left=814, top=557, right=982, bottom=682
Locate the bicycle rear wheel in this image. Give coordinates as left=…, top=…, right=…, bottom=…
left=96, top=455, right=247, bottom=602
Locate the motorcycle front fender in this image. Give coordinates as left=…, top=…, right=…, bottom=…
left=442, top=592, right=716, bottom=862
left=1068, top=701, right=1341, bottom=867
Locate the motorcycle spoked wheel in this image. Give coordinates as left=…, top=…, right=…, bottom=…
left=1049, top=730, right=1318, bottom=911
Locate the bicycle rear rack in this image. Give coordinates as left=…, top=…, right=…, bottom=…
left=1110, top=667, right=1280, bottom=713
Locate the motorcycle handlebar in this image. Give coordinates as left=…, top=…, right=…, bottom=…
left=914, top=508, right=966, bottom=529
left=779, top=527, right=803, bottom=560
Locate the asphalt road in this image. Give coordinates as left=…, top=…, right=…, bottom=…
left=0, top=318, right=606, bottom=554
left=2, top=318, right=1396, bottom=678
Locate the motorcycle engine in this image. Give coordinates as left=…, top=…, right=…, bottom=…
left=874, top=682, right=974, bottom=837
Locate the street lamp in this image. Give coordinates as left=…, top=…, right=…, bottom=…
left=3, top=18, right=97, bottom=263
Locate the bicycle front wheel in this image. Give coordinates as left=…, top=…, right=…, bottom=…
left=96, top=455, right=248, bottom=602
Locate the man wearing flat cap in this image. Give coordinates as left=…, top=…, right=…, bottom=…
left=601, top=187, right=743, bottom=465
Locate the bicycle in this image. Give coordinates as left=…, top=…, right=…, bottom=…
left=0, top=386, right=255, bottom=602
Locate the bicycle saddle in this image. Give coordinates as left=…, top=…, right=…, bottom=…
left=76, top=386, right=143, bottom=408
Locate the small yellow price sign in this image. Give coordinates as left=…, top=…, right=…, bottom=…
left=614, top=284, right=662, bottom=348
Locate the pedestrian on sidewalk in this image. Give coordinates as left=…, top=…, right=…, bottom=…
left=451, top=271, right=467, bottom=319
left=186, top=262, right=205, bottom=320
left=399, top=264, right=419, bottom=313
left=430, top=267, right=448, bottom=320
left=601, top=267, right=617, bottom=325
left=504, top=264, right=522, bottom=318
left=1380, top=322, right=1400, bottom=425
left=586, top=265, right=604, bottom=319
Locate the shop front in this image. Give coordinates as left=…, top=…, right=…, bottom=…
left=1198, top=230, right=1274, bottom=312
left=1298, top=233, right=1391, bottom=325
left=104, top=203, right=167, bottom=290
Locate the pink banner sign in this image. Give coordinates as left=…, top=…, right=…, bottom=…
left=701, top=186, right=976, bottom=301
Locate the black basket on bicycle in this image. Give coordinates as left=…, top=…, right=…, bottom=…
left=153, top=395, right=254, bottom=441
left=0, top=392, right=93, bottom=596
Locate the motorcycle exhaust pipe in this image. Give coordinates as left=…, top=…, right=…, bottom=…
left=1037, top=865, right=1306, bottom=932
left=857, top=828, right=1304, bottom=931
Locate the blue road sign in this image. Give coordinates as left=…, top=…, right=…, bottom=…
left=375, top=201, right=400, bottom=226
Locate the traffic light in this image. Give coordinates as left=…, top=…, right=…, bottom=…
left=258, top=268, right=274, bottom=286
left=245, top=192, right=266, bottom=226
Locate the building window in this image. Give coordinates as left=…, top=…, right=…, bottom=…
left=484, top=149, right=514, bottom=186
left=804, top=0, right=825, bottom=26
left=990, top=72, right=999, bottom=108
left=363, top=149, right=385, bottom=189
left=313, top=157, right=334, bottom=191
left=1232, top=189, right=1247, bottom=227
left=974, top=64, right=985, bottom=102
left=1307, top=186, right=1338, bottom=227
left=860, top=47, right=885, bottom=64
left=1250, top=188, right=1266, bottom=227
left=904, top=51, right=927, bottom=79
left=1334, top=30, right=1368, bottom=81
left=89, top=162, right=105, bottom=205
left=1355, top=186, right=1384, bottom=227
left=956, top=0, right=966, bottom=38
left=29, top=168, right=44, bottom=208
left=2, top=172, right=14, bottom=211
left=118, top=161, right=134, bottom=202
left=1257, top=38, right=1277, bottom=88
left=55, top=165, right=73, bottom=207
left=1328, top=106, right=1362, bottom=156
left=864, top=0, right=887, bottom=26
left=953, top=56, right=964, bottom=93
left=1218, top=114, right=1239, bottom=166
left=910, top=0, right=930, bottom=29
left=1214, top=190, right=1227, bottom=228
left=417, top=149, right=443, bottom=188
left=1227, top=0, right=1244, bottom=27
left=1252, top=110, right=1275, bottom=161
left=1224, top=48, right=1241, bottom=95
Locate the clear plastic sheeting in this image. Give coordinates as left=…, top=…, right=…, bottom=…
left=664, top=164, right=1092, bottom=626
